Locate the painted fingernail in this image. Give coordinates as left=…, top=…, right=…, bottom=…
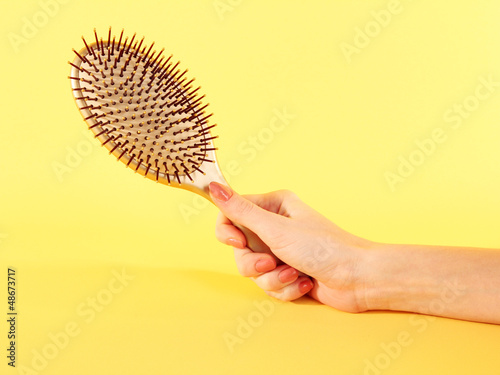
left=255, top=258, right=275, bottom=273
left=209, top=182, right=233, bottom=202
left=279, top=268, right=298, bottom=283
left=298, top=279, right=313, bottom=294
left=227, top=238, right=245, bottom=249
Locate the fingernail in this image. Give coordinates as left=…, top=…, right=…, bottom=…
left=255, top=258, right=275, bottom=273
left=209, top=182, right=233, bottom=203
left=298, top=279, right=313, bottom=294
left=227, top=238, right=245, bottom=249
left=279, top=267, right=298, bottom=283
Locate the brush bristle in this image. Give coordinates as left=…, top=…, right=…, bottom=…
left=69, top=28, right=217, bottom=184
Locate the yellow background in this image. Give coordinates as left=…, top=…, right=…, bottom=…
left=2, top=0, right=500, bottom=374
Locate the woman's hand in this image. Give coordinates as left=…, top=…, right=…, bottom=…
left=209, top=182, right=374, bottom=313
left=210, top=182, right=500, bottom=324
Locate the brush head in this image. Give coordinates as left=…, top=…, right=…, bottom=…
left=69, top=28, right=226, bottom=198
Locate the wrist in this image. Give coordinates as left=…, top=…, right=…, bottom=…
left=323, top=233, right=382, bottom=313
left=354, top=242, right=392, bottom=312
left=350, top=240, right=387, bottom=312
left=355, top=242, right=437, bottom=313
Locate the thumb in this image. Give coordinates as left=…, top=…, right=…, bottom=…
left=208, top=182, right=283, bottom=240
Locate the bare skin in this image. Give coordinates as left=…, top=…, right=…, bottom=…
left=209, top=182, right=500, bottom=325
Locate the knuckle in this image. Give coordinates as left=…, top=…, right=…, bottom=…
left=270, top=291, right=292, bottom=302
left=279, top=290, right=295, bottom=302
left=254, top=277, right=271, bottom=291
left=265, top=291, right=283, bottom=301
left=236, top=262, right=252, bottom=277
left=236, top=254, right=256, bottom=277
left=253, top=274, right=276, bottom=292
left=278, top=189, right=298, bottom=200
left=235, top=199, right=255, bottom=217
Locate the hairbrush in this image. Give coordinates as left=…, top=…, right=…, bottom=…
left=69, top=28, right=268, bottom=253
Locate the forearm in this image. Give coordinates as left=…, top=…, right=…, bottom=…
left=359, top=242, right=500, bottom=324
